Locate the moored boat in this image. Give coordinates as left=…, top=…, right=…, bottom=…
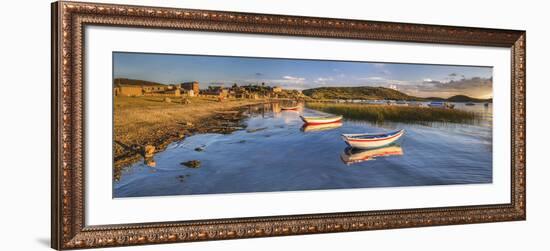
left=342, top=129, right=405, bottom=149
left=301, top=121, right=343, bottom=132
left=428, top=101, right=454, bottom=109
left=465, top=102, right=475, bottom=106
left=280, top=105, right=299, bottom=110
left=340, top=144, right=403, bottom=165
left=395, top=100, right=408, bottom=106
left=300, top=115, right=343, bottom=125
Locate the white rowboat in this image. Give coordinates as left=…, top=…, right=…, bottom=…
left=300, top=115, right=343, bottom=125
left=301, top=121, right=343, bottom=132
left=280, top=105, right=299, bottom=110
left=342, top=129, right=405, bottom=149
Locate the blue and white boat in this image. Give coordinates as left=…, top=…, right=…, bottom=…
left=428, top=101, right=454, bottom=109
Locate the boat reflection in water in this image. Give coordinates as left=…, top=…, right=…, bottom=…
left=340, top=144, right=404, bottom=165
left=301, top=121, right=343, bottom=132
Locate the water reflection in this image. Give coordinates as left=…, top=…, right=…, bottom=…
left=301, top=121, right=343, bottom=132
left=340, top=144, right=404, bottom=165
left=115, top=101, right=492, bottom=198
left=247, top=102, right=304, bottom=117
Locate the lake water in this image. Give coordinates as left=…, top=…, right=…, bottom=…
left=114, top=102, right=492, bottom=198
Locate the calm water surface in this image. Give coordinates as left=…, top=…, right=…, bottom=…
left=114, top=102, right=492, bottom=198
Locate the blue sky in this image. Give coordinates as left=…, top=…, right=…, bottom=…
left=114, top=52, right=493, bottom=98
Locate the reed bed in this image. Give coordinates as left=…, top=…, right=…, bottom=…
left=306, top=102, right=479, bottom=123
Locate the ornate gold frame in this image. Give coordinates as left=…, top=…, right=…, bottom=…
left=51, top=1, right=526, bottom=249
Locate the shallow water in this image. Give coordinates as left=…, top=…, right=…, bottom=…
left=114, top=102, right=492, bottom=198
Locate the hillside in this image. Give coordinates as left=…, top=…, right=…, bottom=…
left=446, top=95, right=492, bottom=103
left=302, top=86, right=419, bottom=100
left=114, top=78, right=166, bottom=86
left=425, top=95, right=491, bottom=102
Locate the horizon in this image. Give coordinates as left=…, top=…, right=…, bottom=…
left=114, top=52, right=493, bottom=99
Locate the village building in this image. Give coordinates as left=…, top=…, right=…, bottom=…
left=272, top=86, right=282, bottom=93
left=247, top=93, right=259, bottom=100
left=142, top=85, right=168, bottom=93
left=180, top=89, right=195, bottom=97
left=114, top=85, right=143, bottom=97
left=180, top=81, right=200, bottom=96
left=143, top=87, right=181, bottom=97
left=229, top=86, right=249, bottom=99
left=114, top=83, right=181, bottom=97
left=201, top=86, right=228, bottom=98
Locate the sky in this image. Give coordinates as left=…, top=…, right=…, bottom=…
left=114, top=52, right=493, bottom=99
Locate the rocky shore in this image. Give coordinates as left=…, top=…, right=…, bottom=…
left=113, top=96, right=262, bottom=181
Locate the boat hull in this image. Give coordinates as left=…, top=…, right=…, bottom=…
left=300, top=115, right=343, bottom=125
left=281, top=106, right=299, bottom=110
left=342, top=129, right=405, bottom=149
left=301, top=121, right=343, bottom=132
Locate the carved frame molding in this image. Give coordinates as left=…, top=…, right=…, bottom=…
left=51, top=1, right=526, bottom=249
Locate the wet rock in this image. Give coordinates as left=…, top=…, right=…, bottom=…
left=194, top=146, right=205, bottom=152
left=181, top=98, right=191, bottom=104
left=144, top=145, right=155, bottom=158
left=144, top=158, right=156, bottom=167
left=246, top=127, right=268, bottom=133
left=130, top=144, right=141, bottom=152
left=181, top=160, right=201, bottom=168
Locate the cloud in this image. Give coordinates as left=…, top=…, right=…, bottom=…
left=316, top=77, right=334, bottom=81
left=255, top=72, right=263, bottom=76
left=233, top=75, right=309, bottom=89
left=314, top=77, right=335, bottom=84
left=372, top=63, right=391, bottom=75
left=364, top=76, right=384, bottom=81
left=403, top=77, right=493, bottom=98
left=282, top=76, right=305, bottom=82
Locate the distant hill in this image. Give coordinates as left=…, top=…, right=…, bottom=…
left=114, top=78, right=166, bottom=87
left=425, top=97, right=447, bottom=101
left=302, top=87, right=420, bottom=101
left=424, top=95, right=491, bottom=102
left=446, top=95, right=492, bottom=103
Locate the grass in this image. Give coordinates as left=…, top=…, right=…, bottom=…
left=114, top=96, right=257, bottom=137
left=113, top=96, right=262, bottom=175
left=305, top=102, right=480, bottom=123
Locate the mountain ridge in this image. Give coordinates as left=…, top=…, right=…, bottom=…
left=302, top=86, right=419, bottom=101
left=114, top=78, right=167, bottom=86
left=302, top=86, right=491, bottom=102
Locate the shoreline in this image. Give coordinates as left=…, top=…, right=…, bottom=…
left=114, top=98, right=485, bottom=180
left=113, top=96, right=265, bottom=180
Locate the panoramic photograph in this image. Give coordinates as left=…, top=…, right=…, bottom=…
left=112, top=52, right=493, bottom=198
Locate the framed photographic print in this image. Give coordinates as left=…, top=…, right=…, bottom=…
left=51, top=1, right=526, bottom=249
